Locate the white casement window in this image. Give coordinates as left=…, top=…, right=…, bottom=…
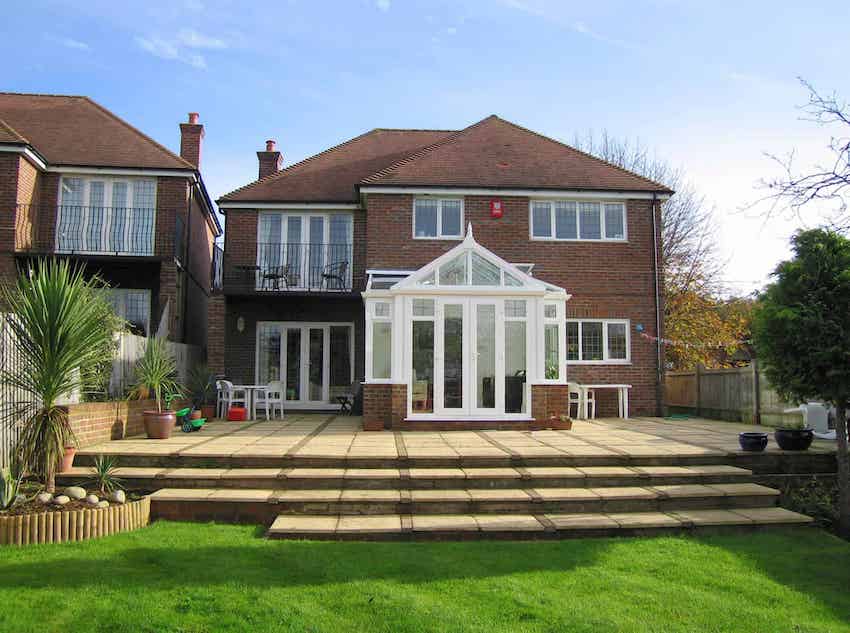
left=413, top=198, right=463, bottom=239
left=367, top=300, right=393, bottom=381
left=57, top=176, right=156, bottom=255
left=256, top=212, right=353, bottom=290
left=543, top=302, right=563, bottom=380
left=566, top=319, right=630, bottom=364
left=530, top=200, right=626, bottom=242
left=106, top=289, right=151, bottom=336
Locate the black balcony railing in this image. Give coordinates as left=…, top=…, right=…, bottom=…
left=11, top=204, right=158, bottom=256
left=216, top=242, right=353, bottom=293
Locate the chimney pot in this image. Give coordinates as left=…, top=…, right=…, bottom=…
left=179, top=113, right=204, bottom=168
left=257, top=139, right=283, bottom=179
left=266, top=139, right=276, bottom=152
left=188, top=112, right=200, bottom=124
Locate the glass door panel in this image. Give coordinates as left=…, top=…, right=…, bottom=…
left=505, top=320, right=527, bottom=413
left=308, top=328, right=324, bottom=401
left=286, top=217, right=303, bottom=288
left=308, top=216, right=325, bottom=289
left=412, top=320, right=434, bottom=413
left=475, top=303, right=497, bottom=411
left=329, top=325, right=351, bottom=402
left=442, top=303, right=464, bottom=410
left=285, top=328, right=301, bottom=401
left=257, top=325, right=282, bottom=384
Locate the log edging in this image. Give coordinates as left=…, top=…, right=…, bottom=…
left=0, top=496, right=151, bottom=546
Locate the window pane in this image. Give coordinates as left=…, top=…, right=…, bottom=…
left=439, top=253, right=467, bottom=285
left=532, top=202, right=551, bottom=237
left=566, top=322, right=579, bottom=360
left=329, top=215, right=352, bottom=272
left=504, top=272, right=522, bottom=287
left=412, top=298, right=435, bottom=316
left=421, top=271, right=435, bottom=286
left=125, top=291, right=150, bottom=336
left=505, top=299, right=526, bottom=318
left=110, top=182, right=128, bottom=252
left=286, top=217, right=302, bottom=286
left=132, top=180, right=156, bottom=208
left=412, top=321, right=434, bottom=413
left=87, top=181, right=105, bottom=252
left=372, top=322, right=391, bottom=380
left=555, top=201, right=577, bottom=239
left=329, top=326, right=351, bottom=400
left=505, top=321, right=527, bottom=413
left=308, top=328, right=324, bottom=401
left=604, top=203, right=625, bottom=239
left=544, top=304, right=557, bottom=319
left=441, top=200, right=462, bottom=236
left=581, top=321, right=604, bottom=360
left=414, top=199, right=438, bottom=237
left=476, top=304, right=496, bottom=408
left=286, top=329, right=301, bottom=400
left=579, top=202, right=601, bottom=239
left=470, top=252, right=499, bottom=285
left=374, top=302, right=390, bottom=318
left=443, top=304, right=463, bottom=408
left=607, top=322, right=627, bottom=359
left=544, top=323, right=560, bottom=379
left=257, top=324, right=281, bottom=385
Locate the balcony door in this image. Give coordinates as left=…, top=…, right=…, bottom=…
left=256, top=212, right=353, bottom=291
left=256, top=322, right=354, bottom=408
left=57, top=176, right=155, bottom=255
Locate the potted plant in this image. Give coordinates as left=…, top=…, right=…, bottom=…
left=187, top=364, right=216, bottom=420
left=131, top=338, right=182, bottom=440
left=774, top=418, right=814, bottom=451
left=0, top=260, right=120, bottom=492
left=559, top=414, right=573, bottom=431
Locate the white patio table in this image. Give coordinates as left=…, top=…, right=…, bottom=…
left=230, top=384, right=268, bottom=420
left=576, top=384, right=632, bottom=420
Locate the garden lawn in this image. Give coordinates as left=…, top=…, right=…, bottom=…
left=1, top=522, right=849, bottom=633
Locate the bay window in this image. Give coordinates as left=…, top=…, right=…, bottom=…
left=414, top=198, right=463, bottom=239
left=530, top=200, right=626, bottom=241
left=567, top=319, right=630, bottom=363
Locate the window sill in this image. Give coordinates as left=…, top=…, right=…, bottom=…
left=567, top=361, right=632, bottom=366
left=529, top=237, right=628, bottom=243
left=412, top=235, right=463, bottom=241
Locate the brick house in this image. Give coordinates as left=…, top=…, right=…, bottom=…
left=213, top=115, right=671, bottom=429
left=0, top=93, right=222, bottom=346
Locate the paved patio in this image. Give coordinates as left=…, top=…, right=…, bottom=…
left=77, top=414, right=837, bottom=462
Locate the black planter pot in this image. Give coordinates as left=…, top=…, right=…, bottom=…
left=774, top=427, right=814, bottom=451
left=739, top=432, right=768, bottom=452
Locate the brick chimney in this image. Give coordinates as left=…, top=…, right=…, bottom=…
left=257, top=139, right=283, bottom=179
left=179, top=112, right=204, bottom=168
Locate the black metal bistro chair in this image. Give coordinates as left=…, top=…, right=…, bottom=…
left=322, top=261, right=349, bottom=290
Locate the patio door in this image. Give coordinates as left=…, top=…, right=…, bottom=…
left=411, top=298, right=516, bottom=418
left=257, top=322, right=353, bottom=408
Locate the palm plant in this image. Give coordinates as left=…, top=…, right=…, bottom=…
left=187, top=364, right=215, bottom=409
left=0, top=259, right=119, bottom=492
left=131, top=338, right=181, bottom=413
left=87, top=455, right=123, bottom=495
left=0, top=462, right=24, bottom=511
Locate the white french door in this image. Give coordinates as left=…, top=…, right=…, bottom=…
left=256, top=322, right=354, bottom=408
left=409, top=297, right=529, bottom=418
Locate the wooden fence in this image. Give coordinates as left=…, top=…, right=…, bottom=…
left=664, top=362, right=800, bottom=426
left=108, top=333, right=202, bottom=398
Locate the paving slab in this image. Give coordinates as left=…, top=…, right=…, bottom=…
left=607, top=512, right=683, bottom=528
left=474, top=514, right=544, bottom=532
left=149, top=488, right=216, bottom=501
left=730, top=507, right=813, bottom=524
left=209, top=489, right=273, bottom=502
left=340, top=490, right=401, bottom=502
left=534, top=488, right=599, bottom=501
left=337, top=515, right=402, bottom=533
left=411, top=514, right=479, bottom=532
left=669, top=509, right=755, bottom=526
left=707, top=483, right=779, bottom=497
left=268, top=515, right=338, bottom=534
left=650, top=484, right=726, bottom=498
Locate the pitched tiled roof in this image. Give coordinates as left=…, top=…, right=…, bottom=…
left=0, top=117, right=27, bottom=143
left=0, top=93, right=195, bottom=170
left=362, top=115, right=672, bottom=193
left=219, top=128, right=454, bottom=203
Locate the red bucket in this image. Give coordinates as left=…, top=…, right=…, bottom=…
left=227, top=406, right=247, bottom=421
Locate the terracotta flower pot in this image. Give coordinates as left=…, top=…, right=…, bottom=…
left=144, top=410, right=176, bottom=439
left=190, top=410, right=202, bottom=420
left=201, top=405, right=215, bottom=420
left=59, top=446, right=76, bottom=473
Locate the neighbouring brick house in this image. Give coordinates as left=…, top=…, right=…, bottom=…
left=0, top=93, right=222, bottom=347
left=212, top=115, right=671, bottom=429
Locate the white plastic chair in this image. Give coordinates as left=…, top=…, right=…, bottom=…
left=216, top=380, right=248, bottom=418
left=568, top=382, right=596, bottom=419
left=253, top=380, right=284, bottom=420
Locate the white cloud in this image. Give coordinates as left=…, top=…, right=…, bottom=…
left=178, top=28, right=228, bottom=49
left=135, top=35, right=207, bottom=69
left=446, top=26, right=457, bottom=35
left=376, top=0, right=391, bottom=12
left=59, top=37, right=90, bottom=51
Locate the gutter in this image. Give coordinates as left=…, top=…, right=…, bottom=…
left=651, top=193, right=664, bottom=415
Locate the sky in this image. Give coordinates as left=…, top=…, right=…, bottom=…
left=3, top=0, right=849, bottom=296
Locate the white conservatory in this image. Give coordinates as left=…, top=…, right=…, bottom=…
left=363, top=225, right=570, bottom=421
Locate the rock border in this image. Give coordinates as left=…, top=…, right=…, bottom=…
left=0, top=496, right=150, bottom=546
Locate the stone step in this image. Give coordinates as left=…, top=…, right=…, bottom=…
left=59, top=464, right=753, bottom=491
left=266, top=507, right=813, bottom=540
left=149, top=483, right=781, bottom=523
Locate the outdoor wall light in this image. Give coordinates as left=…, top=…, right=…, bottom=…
left=237, top=316, right=245, bottom=333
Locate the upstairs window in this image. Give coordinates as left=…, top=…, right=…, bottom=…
left=414, top=198, right=463, bottom=239
left=531, top=200, right=626, bottom=241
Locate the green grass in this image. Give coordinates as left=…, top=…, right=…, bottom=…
left=1, top=522, right=849, bottom=633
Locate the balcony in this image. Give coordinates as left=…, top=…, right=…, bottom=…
left=14, top=204, right=157, bottom=257
left=213, top=242, right=354, bottom=294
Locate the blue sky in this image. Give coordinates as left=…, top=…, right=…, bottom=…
left=4, top=0, right=849, bottom=294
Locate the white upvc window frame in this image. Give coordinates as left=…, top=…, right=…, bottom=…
left=529, top=199, right=627, bottom=242
left=540, top=300, right=566, bottom=383
left=412, top=197, right=464, bottom=240
left=56, top=175, right=157, bottom=255
left=566, top=318, right=631, bottom=365
left=365, top=299, right=394, bottom=383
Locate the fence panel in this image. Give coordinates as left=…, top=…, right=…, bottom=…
left=108, top=333, right=201, bottom=398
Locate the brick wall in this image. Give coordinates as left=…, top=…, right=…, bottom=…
left=67, top=398, right=192, bottom=447
left=530, top=384, right=570, bottom=421
left=223, top=210, right=258, bottom=267
left=366, top=193, right=664, bottom=416
left=362, top=383, right=391, bottom=430
left=0, top=154, right=19, bottom=285
left=208, top=294, right=226, bottom=375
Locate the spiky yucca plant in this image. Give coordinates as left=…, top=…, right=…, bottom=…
left=131, top=338, right=180, bottom=413
left=87, top=455, right=123, bottom=495
left=0, top=259, right=120, bottom=492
